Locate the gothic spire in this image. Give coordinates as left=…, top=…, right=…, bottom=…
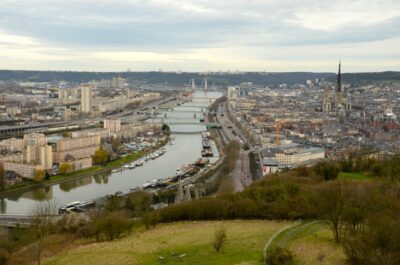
left=337, top=61, right=342, bottom=93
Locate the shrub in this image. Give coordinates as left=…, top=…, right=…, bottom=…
left=213, top=226, right=227, bottom=253
left=266, top=247, right=293, bottom=265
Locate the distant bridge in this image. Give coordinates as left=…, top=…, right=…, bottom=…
left=0, top=214, right=34, bottom=228
left=165, top=109, right=206, bottom=113
left=0, top=121, right=65, bottom=138
left=159, top=105, right=208, bottom=110
left=147, top=120, right=221, bottom=129
left=0, top=214, right=61, bottom=228
left=192, top=97, right=221, bottom=100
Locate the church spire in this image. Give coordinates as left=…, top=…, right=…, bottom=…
left=337, top=61, right=342, bottom=93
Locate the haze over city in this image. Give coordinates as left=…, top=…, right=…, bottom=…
left=0, top=0, right=399, bottom=72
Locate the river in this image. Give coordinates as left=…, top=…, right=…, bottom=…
left=0, top=90, right=222, bottom=215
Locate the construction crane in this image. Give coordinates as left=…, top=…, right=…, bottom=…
left=275, top=120, right=282, bottom=145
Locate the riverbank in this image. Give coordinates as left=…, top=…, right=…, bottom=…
left=0, top=137, right=169, bottom=198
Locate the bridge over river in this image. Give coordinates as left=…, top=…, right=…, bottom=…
left=147, top=120, right=220, bottom=128
left=0, top=214, right=37, bottom=228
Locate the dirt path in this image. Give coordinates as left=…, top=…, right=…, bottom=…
left=263, top=221, right=321, bottom=264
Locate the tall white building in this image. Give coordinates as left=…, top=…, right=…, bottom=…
left=227, top=87, right=237, bottom=100
left=104, top=119, right=122, bottom=133
left=191, top=79, right=195, bottom=89
left=81, top=85, right=92, bottom=113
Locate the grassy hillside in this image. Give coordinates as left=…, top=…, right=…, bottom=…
left=289, top=226, right=346, bottom=265
left=265, top=221, right=346, bottom=265
left=42, top=220, right=343, bottom=265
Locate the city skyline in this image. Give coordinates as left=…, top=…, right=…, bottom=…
left=0, top=0, right=399, bottom=72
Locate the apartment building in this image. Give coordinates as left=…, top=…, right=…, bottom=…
left=0, top=138, right=24, bottom=152
left=53, top=135, right=100, bottom=163
left=104, top=119, right=121, bottom=133
left=3, top=162, right=44, bottom=179
left=261, top=143, right=325, bottom=173
left=81, top=85, right=92, bottom=113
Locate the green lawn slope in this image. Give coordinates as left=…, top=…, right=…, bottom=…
left=43, top=220, right=345, bottom=265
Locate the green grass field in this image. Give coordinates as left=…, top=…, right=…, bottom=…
left=44, top=220, right=292, bottom=265
left=338, top=172, right=371, bottom=180
left=265, top=221, right=345, bottom=265
left=42, top=220, right=346, bottom=265
left=288, top=225, right=346, bottom=265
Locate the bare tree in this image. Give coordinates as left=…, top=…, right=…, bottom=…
left=213, top=226, right=227, bottom=253
left=30, top=200, right=58, bottom=265
left=0, top=162, right=5, bottom=190
left=317, top=181, right=353, bottom=243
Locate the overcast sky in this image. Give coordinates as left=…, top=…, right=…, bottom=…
left=0, top=0, right=399, bottom=72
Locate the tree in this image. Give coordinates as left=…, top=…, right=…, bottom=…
left=105, top=195, right=123, bottom=212
left=213, top=226, right=227, bottom=253
left=0, top=162, right=5, bottom=190
left=93, top=148, right=109, bottom=165
left=316, top=181, right=352, bottom=243
left=314, top=161, right=341, bottom=181
left=91, top=211, right=132, bottom=241
left=59, top=163, right=73, bottom=174
left=143, top=212, right=160, bottom=229
left=33, top=170, right=45, bottom=182
left=125, top=191, right=152, bottom=217
left=111, top=137, right=121, bottom=153
left=266, top=247, right=294, bottom=265
left=62, top=131, right=71, bottom=138
left=30, top=200, right=58, bottom=265
left=162, top=124, right=170, bottom=135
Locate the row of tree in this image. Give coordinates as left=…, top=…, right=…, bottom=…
left=147, top=155, right=400, bottom=265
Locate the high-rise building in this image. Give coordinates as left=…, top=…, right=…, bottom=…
left=322, top=84, right=331, bottom=113
left=25, top=143, right=53, bottom=170
left=191, top=78, right=195, bottom=89
left=104, top=119, right=122, bottom=133
left=81, top=85, right=92, bottom=113
left=53, top=135, right=101, bottom=163
left=112, top=77, right=125, bottom=88
left=126, top=87, right=131, bottom=103
left=24, top=133, right=47, bottom=146
left=227, top=87, right=237, bottom=100
left=204, top=78, right=208, bottom=91
left=39, top=145, right=53, bottom=170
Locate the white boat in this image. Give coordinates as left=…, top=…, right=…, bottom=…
left=129, top=163, right=136, bottom=169
left=123, top=165, right=129, bottom=169
left=58, top=201, right=82, bottom=214
left=136, top=160, right=144, bottom=166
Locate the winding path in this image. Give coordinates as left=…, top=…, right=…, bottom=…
left=263, top=220, right=321, bottom=264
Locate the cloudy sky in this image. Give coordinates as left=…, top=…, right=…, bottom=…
left=0, top=0, right=399, bottom=72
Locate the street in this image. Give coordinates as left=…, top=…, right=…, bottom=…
left=215, top=101, right=253, bottom=192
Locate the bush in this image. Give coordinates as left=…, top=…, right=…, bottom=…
left=91, top=211, right=132, bottom=241
left=0, top=248, right=10, bottom=265
left=266, top=247, right=293, bottom=265
left=314, top=161, right=341, bottom=181
left=143, top=212, right=161, bottom=229
left=213, top=226, right=227, bottom=253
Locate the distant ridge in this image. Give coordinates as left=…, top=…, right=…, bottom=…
left=328, top=71, right=400, bottom=85
left=0, top=70, right=333, bottom=86
left=0, top=70, right=399, bottom=86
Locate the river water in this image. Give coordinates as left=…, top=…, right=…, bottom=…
left=0, top=91, right=222, bottom=215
